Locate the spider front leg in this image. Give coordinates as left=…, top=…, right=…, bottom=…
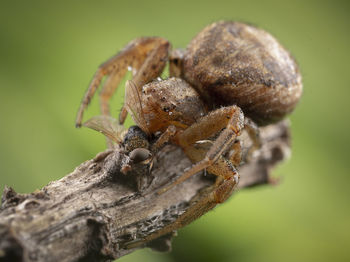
left=159, top=105, right=244, bottom=193
left=75, top=37, right=170, bottom=129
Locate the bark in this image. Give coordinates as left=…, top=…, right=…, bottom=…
left=0, top=121, right=290, bottom=262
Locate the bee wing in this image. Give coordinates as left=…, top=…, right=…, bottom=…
left=124, top=80, right=149, bottom=134
left=83, top=115, right=126, bottom=143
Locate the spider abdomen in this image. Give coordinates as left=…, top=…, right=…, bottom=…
left=183, top=21, right=302, bottom=125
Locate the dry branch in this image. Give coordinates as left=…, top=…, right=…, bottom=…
left=0, top=121, right=290, bottom=262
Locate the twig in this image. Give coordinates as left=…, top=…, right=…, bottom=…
left=0, top=121, right=290, bottom=262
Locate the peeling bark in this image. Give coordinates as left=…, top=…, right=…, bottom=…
left=0, top=121, right=290, bottom=262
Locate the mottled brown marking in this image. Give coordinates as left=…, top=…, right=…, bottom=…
left=183, top=21, right=302, bottom=125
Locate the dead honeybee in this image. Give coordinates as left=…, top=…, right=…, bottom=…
left=76, top=21, right=302, bottom=200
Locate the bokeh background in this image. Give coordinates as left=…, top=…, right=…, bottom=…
left=1, top=0, right=349, bottom=261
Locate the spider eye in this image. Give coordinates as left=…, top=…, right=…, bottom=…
left=129, top=148, right=152, bottom=164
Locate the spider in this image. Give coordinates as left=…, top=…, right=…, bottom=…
left=76, top=21, right=302, bottom=201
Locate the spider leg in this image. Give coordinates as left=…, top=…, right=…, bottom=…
left=75, top=37, right=170, bottom=129
left=118, top=106, right=129, bottom=125
left=228, top=140, right=242, bottom=167
left=151, top=125, right=177, bottom=153
left=118, top=40, right=171, bottom=125
left=159, top=105, right=244, bottom=193
left=244, top=117, right=261, bottom=161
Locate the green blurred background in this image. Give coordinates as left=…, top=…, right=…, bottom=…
left=1, top=0, right=349, bottom=261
